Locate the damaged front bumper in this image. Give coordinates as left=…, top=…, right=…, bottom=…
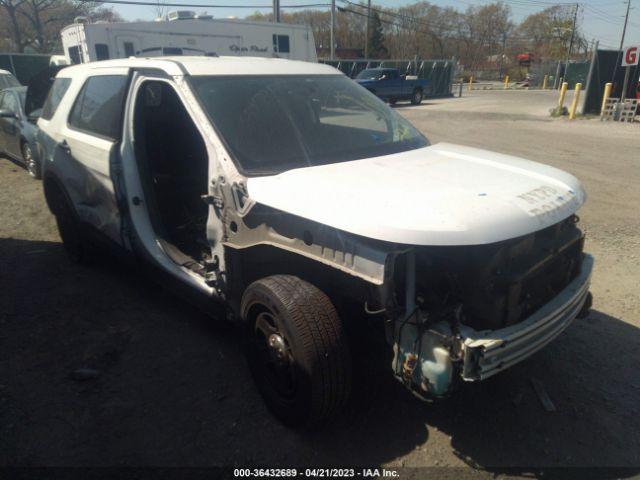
left=460, top=254, right=594, bottom=381
left=392, top=254, right=594, bottom=397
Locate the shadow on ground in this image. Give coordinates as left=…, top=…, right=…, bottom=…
left=0, top=238, right=638, bottom=474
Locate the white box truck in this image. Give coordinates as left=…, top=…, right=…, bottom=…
left=60, top=12, right=317, bottom=64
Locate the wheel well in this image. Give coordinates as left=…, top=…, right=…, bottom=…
left=43, top=174, right=69, bottom=217
left=227, top=245, right=374, bottom=316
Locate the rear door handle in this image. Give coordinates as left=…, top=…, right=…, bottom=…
left=58, top=140, right=71, bottom=154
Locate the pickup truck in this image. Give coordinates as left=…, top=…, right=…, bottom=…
left=355, top=67, right=428, bottom=105
left=37, top=56, right=593, bottom=428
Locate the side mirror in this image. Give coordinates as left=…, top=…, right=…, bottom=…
left=0, top=109, right=18, bottom=119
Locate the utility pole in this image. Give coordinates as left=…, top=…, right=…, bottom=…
left=567, top=3, right=578, bottom=60
left=619, top=0, right=631, bottom=51
left=561, top=3, right=578, bottom=86
left=330, top=0, right=335, bottom=60
left=619, top=0, right=632, bottom=100
left=364, top=0, right=371, bottom=59
left=273, top=0, right=280, bottom=23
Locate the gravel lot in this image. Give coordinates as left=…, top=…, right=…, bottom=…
left=1, top=89, right=639, bottom=474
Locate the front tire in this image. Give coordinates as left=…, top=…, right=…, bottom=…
left=22, top=142, right=40, bottom=179
left=410, top=88, right=423, bottom=105
left=241, top=275, right=352, bottom=428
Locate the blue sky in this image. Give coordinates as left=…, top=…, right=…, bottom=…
left=111, top=0, right=640, bottom=49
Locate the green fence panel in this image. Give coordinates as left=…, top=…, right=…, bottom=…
left=0, top=54, right=52, bottom=85
left=563, top=61, right=590, bottom=89
left=0, top=55, right=13, bottom=72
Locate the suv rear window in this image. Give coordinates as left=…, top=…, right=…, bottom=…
left=68, top=75, right=128, bottom=140
left=41, top=78, right=72, bottom=120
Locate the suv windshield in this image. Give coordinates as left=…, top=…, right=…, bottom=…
left=190, top=75, right=428, bottom=176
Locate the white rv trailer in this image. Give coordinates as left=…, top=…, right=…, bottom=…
left=60, top=12, right=317, bottom=64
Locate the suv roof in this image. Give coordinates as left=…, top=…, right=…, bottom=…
left=56, top=56, right=339, bottom=78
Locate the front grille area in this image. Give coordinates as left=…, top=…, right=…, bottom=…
left=412, top=215, right=585, bottom=330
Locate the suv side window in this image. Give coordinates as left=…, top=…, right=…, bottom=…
left=41, top=78, right=72, bottom=120
left=68, top=75, right=128, bottom=140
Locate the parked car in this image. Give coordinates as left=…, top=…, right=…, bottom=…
left=0, top=86, right=41, bottom=178
left=355, top=67, right=428, bottom=105
left=0, top=69, right=21, bottom=90
left=38, top=57, right=593, bottom=428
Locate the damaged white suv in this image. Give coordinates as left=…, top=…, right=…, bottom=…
left=37, top=57, right=593, bottom=427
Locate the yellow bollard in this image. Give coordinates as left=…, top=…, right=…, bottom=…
left=557, top=82, right=568, bottom=110
left=468, top=75, right=473, bottom=92
left=600, top=82, right=613, bottom=117
left=558, top=77, right=564, bottom=90
left=542, top=74, right=548, bottom=90
left=504, top=75, right=509, bottom=89
left=569, top=83, right=582, bottom=120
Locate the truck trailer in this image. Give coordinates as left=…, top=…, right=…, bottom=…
left=60, top=12, right=317, bottom=64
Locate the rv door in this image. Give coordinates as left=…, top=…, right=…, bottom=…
left=115, top=36, right=140, bottom=58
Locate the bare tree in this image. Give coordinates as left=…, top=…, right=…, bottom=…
left=0, top=0, right=29, bottom=52
left=0, top=0, right=122, bottom=53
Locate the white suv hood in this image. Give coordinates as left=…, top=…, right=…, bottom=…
left=246, top=143, right=585, bottom=246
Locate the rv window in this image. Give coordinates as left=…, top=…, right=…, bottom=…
left=163, top=47, right=183, bottom=56
left=41, top=78, right=72, bottom=120
left=124, top=42, right=136, bottom=57
left=272, top=35, right=290, bottom=54
left=68, top=46, right=82, bottom=65
left=68, top=75, right=128, bottom=140
left=95, top=44, right=110, bottom=61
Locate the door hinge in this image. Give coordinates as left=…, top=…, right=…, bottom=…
left=201, top=194, right=224, bottom=209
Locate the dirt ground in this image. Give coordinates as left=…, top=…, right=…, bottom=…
left=1, top=89, right=639, bottom=475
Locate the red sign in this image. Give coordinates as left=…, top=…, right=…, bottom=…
left=622, top=45, right=639, bottom=66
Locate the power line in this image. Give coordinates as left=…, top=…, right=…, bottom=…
left=87, top=0, right=331, bottom=8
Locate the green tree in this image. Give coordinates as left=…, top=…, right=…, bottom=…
left=367, top=10, right=388, bottom=58
left=519, top=6, right=585, bottom=60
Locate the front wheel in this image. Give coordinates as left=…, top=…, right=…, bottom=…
left=22, top=142, right=40, bottom=179
left=241, top=275, right=352, bottom=428
left=410, top=88, right=423, bottom=105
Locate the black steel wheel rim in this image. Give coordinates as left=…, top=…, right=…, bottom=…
left=253, top=309, right=297, bottom=400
